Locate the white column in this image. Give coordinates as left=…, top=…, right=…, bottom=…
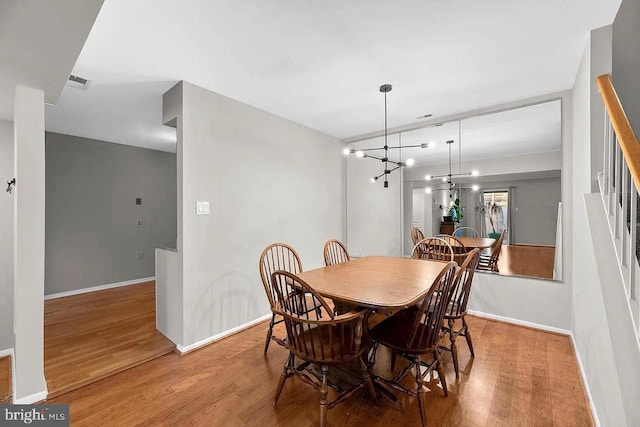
left=13, top=85, right=47, bottom=403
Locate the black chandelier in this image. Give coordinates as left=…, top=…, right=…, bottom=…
left=425, top=139, right=478, bottom=198
left=343, top=84, right=431, bottom=188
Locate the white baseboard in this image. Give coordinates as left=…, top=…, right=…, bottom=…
left=467, top=310, right=571, bottom=335
left=13, top=390, right=47, bottom=405
left=569, top=333, right=601, bottom=427
left=177, top=314, right=271, bottom=354
left=44, top=276, right=156, bottom=300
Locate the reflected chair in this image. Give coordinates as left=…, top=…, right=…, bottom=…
left=412, top=237, right=454, bottom=262
left=368, top=262, right=458, bottom=427
left=453, top=227, right=479, bottom=238
left=410, top=225, right=426, bottom=246
left=271, top=270, right=377, bottom=427
left=478, top=229, right=505, bottom=272
left=440, top=249, right=480, bottom=378
left=260, top=243, right=311, bottom=354
left=323, top=239, right=350, bottom=266
left=435, top=235, right=467, bottom=266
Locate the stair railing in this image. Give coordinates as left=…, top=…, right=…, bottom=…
left=597, top=74, right=640, bottom=334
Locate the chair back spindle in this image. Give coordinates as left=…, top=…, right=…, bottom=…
left=412, top=237, right=454, bottom=262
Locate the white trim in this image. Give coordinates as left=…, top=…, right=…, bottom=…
left=569, top=333, right=601, bottom=427
left=13, top=390, right=47, bottom=405
left=467, top=310, right=571, bottom=335
left=44, top=276, right=156, bottom=300
left=177, top=314, right=271, bottom=354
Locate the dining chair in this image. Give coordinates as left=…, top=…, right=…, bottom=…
left=323, top=239, right=350, bottom=266
left=259, top=242, right=310, bottom=354
left=441, top=249, right=480, bottom=378
left=368, top=262, right=458, bottom=427
left=435, top=235, right=467, bottom=265
left=271, top=270, right=378, bottom=427
left=410, top=225, right=426, bottom=246
left=412, top=237, right=454, bottom=262
left=478, top=229, right=506, bottom=272
left=453, top=227, right=479, bottom=238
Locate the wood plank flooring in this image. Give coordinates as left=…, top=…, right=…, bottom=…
left=47, top=315, right=593, bottom=426
left=0, top=355, right=10, bottom=404
left=496, top=245, right=555, bottom=280
left=44, top=281, right=175, bottom=398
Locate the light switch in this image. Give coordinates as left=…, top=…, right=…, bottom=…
left=196, top=201, right=210, bottom=215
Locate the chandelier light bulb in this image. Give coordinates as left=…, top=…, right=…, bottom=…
left=343, top=148, right=351, bottom=155
left=442, top=177, right=448, bottom=182
left=425, top=175, right=432, bottom=181
left=425, top=187, right=432, bottom=194
left=405, top=158, right=415, bottom=166
left=355, top=150, right=365, bottom=158
left=371, top=177, right=378, bottom=183
left=472, top=184, right=479, bottom=191
left=471, top=170, right=479, bottom=176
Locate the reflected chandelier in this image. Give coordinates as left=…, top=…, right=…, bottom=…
left=425, top=139, right=479, bottom=198
left=343, top=84, right=431, bottom=188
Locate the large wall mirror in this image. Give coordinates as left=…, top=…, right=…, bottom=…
left=346, top=99, right=562, bottom=281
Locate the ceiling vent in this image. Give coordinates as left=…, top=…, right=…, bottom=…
left=66, top=74, right=91, bottom=90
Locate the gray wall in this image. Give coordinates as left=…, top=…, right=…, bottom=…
left=460, top=176, right=561, bottom=246
left=45, top=132, right=177, bottom=295
left=613, top=0, right=640, bottom=134
left=0, top=120, right=13, bottom=350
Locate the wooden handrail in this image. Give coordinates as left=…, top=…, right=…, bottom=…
left=597, top=74, right=640, bottom=192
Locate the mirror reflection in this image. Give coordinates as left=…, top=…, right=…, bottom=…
left=346, top=99, right=562, bottom=281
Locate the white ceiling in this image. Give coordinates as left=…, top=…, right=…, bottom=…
left=349, top=99, right=562, bottom=165
left=45, top=0, right=620, bottom=152
left=0, top=0, right=103, bottom=121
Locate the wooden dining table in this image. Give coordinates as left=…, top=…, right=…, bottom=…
left=296, top=256, right=449, bottom=311
left=457, top=236, right=495, bottom=250
left=296, top=255, right=451, bottom=406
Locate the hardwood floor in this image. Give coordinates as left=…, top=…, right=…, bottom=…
left=0, top=355, right=10, bottom=404
left=47, top=315, right=593, bottom=426
left=44, top=281, right=175, bottom=398
left=496, top=245, right=555, bottom=280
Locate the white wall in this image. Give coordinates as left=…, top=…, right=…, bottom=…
left=346, top=156, right=402, bottom=257
left=13, top=86, right=47, bottom=402
left=404, top=150, right=562, bottom=182
left=159, top=81, right=344, bottom=348
left=570, top=25, right=640, bottom=427
left=0, top=120, right=13, bottom=351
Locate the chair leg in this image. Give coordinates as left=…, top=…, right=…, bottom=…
left=462, top=316, right=474, bottom=357
left=319, top=365, right=329, bottom=427
left=390, top=350, right=397, bottom=372
left=360, top=357, right=379, bottom=404
left=368, top=341, right=379, bottom=370
left=414, top=356, right=428, bottom=427
left=448, top=318, right=459, bottom=378
left=435, top=351, right=448, bottom=397
left=274, top=353, right=294, bottom=405
left=264, top=313, right=276, bottom=355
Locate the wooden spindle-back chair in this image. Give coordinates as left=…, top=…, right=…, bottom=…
left=323, top=239, right=350, bottom=266
left=410, top=225, right=426, bottom=246
left=478, top=229, right=506, bottom=272
left=369, top=262, right=458, bottom=427
left=442, top=249, right=480, bottom=377
left=259, top=243, right=304, bottom=354
left=271, top=270, right=377, bottom=427
left=412, top=237, right=454, bottom=262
